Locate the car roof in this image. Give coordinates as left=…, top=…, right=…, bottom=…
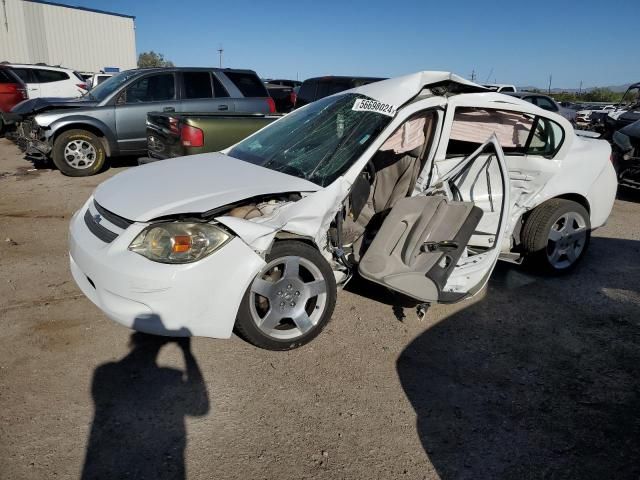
left=128, top=67, right=259, bottom=74
left=302, top=76, right=386, bottom=82
left=5, top=63, right=74, bottom=71
left=352, top=71, right=487, bottom=107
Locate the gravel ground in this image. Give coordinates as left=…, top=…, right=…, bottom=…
left=1, top=137, right=639, bottom=480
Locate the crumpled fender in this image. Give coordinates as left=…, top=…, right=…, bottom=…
left=217, top=178, right=351, bottom=253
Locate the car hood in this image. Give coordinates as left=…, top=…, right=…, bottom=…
left=94, top=153, right=321, bottom=222
left=11, top=96, right=98, bottom=116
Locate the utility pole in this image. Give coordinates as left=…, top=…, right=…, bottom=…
left=217, top=45, right=224, bottom=68
left=578, top=80, right=583, bottom=96
left=470, top=69, right=476, bottom=82
left=547, top=74, right=552, bottom=94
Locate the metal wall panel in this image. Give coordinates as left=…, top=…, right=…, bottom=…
left=0, top=0, right=136, bottom=72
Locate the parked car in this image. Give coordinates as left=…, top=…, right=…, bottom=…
left=295, top=76, right=386, bottom=108
left=68, top=71, right=616, bottom=350
left=575, top=105, right=615, bottom=125
left=482, top=83, right=517, bottom=93
left=265, top=82, right=296, bottom=112
left=611, top=119, right=640, bottom=190
left=5, top=67, right=276, bottom=176
left=264, top=79, right=302, bottom=89
left=88, top=72, right=114, bottom=89
left=504, top=91, right=576, bottom=124
left=604, top=82, right=640, bottom=137
left=144, top=111, right=279, bottom=161
left=0, top=66, right=28, bottom=133
left=4, top=64, right=88, bottom=98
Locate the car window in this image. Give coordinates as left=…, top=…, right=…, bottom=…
left=224, top=71, right=267, bottom=97
left=125, top=73, right=175, bottom=103
left=96, top=75, right=110, bottom=85
left=533, top=96, right=558, bottom=112
left=183, top=71, right=213, bottom=99
left=447, top=108, right=535, bottom=157
left=526, top=117, right=564, bottom=157
left=34, top=69, right=69, bottom=83
left=0, top=69, right=16, bottom=83
left=500, top=86, right=516, bottom=93
left=211, top=73, right=229, bottom=98
left=10, top=68, right=35, bottom=83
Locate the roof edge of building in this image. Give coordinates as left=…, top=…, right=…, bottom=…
left=23, top=0, right=135, bottom=20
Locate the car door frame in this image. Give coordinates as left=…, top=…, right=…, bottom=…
left=112, top=71, right=181, bottom=153
left=431, top=96, right=574, bottom=249
left=340, top=96, right=511, bottom=303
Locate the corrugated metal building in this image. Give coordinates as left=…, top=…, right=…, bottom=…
left=0, top=0, right=136, bottom=72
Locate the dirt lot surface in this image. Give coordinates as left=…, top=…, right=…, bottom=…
left=1, top=137, right=639, bottom=480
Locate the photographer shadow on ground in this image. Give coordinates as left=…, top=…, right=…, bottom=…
left=81, top=320, right=209, bottom=480
left=397, top=237, right=640, bottom=480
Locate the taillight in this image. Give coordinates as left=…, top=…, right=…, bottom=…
left=180, top=124, right=204, bottom=147
left=168, top=116, right=179, bottom=134
left=76, top=83, right=88, bottom=90
left=266, top=97, right=276, bottom=114
left=5, top=83, right=27, bottom=99
left=290, top=91, right=297, bottom=107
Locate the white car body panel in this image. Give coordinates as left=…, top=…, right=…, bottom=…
left=94, top=153, right=320, bottom=221
left=69, top=71, right=618, bottom=339
left=69, top=197, right=264, bottom=338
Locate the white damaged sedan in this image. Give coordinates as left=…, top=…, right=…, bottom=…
left=69, top=72, right=617, bottom=350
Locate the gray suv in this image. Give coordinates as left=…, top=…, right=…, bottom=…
left=6, top=67, right=275, bottom=176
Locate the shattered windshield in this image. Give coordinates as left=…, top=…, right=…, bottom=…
left=227, top=93, right=393, bottom=187
left=86, top=70, right=140, bottom=102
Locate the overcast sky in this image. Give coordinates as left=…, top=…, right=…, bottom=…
left=78, top=0, right=639, bottom=88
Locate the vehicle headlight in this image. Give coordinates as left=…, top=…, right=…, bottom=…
left=129, top=222, right=232, bottom=264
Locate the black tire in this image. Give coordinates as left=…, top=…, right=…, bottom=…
left=52, top=129, right=106, bottom=177
left=235, top=241, right=337, bottom=350
left=521, top=199, right=591, bottom=274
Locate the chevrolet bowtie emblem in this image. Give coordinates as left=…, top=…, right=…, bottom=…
left=93, top=214, right=102, bottom=223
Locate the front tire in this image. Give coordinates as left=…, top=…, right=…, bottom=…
left=52, top=129, right=106, bottom=176
left=521, top=199, right=590, bottom=273
left=235, top=241, right=337, bottom=350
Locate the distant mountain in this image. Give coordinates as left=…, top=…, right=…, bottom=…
left=516, top=83, right=633, bottom=93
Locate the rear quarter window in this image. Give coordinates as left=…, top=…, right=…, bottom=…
left=224, top=71, right=268, bottom=97
left=446, top=107, right=564, bottom=159
left=34, top=69, right=69, bottom=83
left=0, top=69, right=15, bottom=83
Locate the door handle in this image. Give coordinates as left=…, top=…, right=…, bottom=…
left=163, top=107, right=175, bottom=112
left=218, top=105, right=229, bottom=111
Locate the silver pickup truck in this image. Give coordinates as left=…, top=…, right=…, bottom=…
left=4, top=67, right=275, bottom=176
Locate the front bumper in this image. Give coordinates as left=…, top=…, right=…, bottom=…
left=15, top=119, right=52, bottom=157
left=69, top=199, right=266, bottom=338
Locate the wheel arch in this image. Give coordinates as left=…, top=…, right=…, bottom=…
left=49, top=119, right=116, bottom=157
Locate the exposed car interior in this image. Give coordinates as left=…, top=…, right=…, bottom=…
left=342, top=110, right=507, bottom=303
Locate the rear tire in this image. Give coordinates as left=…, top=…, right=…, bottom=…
left=52, top=129, right=106, bottom=177
left=235, top=241, right=337, bottom=350
left=521, top=199, right=590, bottom=274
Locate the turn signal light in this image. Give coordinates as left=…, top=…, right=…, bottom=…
left=172, top=235, right=192, bottom=253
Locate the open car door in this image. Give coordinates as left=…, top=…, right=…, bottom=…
left=358, top=135, right=510, bottom=304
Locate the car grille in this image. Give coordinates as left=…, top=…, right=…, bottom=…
left=84, top=201, right=133, bottom=243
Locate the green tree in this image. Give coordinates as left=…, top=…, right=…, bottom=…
left=137, top=51, right=174, bottom=68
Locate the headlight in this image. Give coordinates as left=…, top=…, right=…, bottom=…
left=129, top=222, right=232, bottom=264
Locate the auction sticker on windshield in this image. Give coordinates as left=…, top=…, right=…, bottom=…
left=352, top=98, right=397, bottom=117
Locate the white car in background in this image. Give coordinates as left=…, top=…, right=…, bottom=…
left=69, top=72, right=617, bottom=350
left=87, top=72, right=114, bottom=89
left=576, top=105, right=616, bottom=124
left=6, top=64, right=88, bottom=98
left=483, top=83, right=517, bottom=93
